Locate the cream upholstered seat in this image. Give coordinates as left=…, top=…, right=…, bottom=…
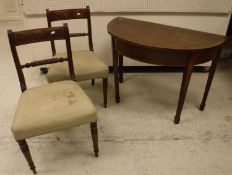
left=12, top=80, right=97, bottom=141
left=46, top=7, right=108, bottom=108
left=47, top=51, right=108, bottom=83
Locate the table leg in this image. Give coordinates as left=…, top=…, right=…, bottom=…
left=199, top=53, right=220, bottom=111
left=112, top=37, right=120, bottom=103
left=119, top=54, right=124, bottom=83
left=174, top=59, right=194, bottom=124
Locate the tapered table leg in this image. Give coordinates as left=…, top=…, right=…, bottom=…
left=199, top=50, right=220, bottom=111
left=119, top=54, right=123, bottom=83
left=174, top=59, right=194, bottom=124
left=112, top=37, right=120, bottom=103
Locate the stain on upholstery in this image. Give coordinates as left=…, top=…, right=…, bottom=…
left=65, top=91, right=75, bottom=98
left=225, top=116, right=232, bottom=122
left=68, top=99, right=77, bottom=105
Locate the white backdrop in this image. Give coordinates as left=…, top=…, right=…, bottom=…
left=22, top=0, right=232, bottom=15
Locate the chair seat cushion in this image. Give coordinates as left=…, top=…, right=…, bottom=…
left=47, top=50, right=108, bottom=83
left=11, top=80, right=97, bottom=141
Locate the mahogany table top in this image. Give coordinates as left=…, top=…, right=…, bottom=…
left=107, top=17, right=227, bottom=51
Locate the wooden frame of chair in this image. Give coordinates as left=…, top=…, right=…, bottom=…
left=8, top=24, right=99, bottom=174
left=46, top=6, right=108, bottom=108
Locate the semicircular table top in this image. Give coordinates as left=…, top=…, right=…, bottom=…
left=107, top=17, right=227, bottom=51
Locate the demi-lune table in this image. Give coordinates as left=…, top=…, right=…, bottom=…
left=107, top=17, right=227, bottom=124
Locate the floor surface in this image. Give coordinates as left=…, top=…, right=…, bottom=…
left=0, top=21, right=232, bottom=175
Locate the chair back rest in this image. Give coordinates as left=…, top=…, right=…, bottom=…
left=46, top=6, right=93, bottom=55
left=8, top=24, right=75, bottom=92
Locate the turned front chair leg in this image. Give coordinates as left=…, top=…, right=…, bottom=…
left=90, top=122, right=99, bottom=157
left=199, top=55, right=219, bottom=111
left=91, top=79, right=95, bottom=85
left=17, top=140, right=37, bottom=174
left=103, top=78, right=108, bottom=108
left=174, top=59, right=194, bottom=124
left=119, top=54, right=123, bottom=83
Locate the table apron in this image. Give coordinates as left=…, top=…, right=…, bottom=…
left=114, top=38, right=218, bottom=66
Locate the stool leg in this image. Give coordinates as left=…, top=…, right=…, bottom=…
left=200, top=55, right=219, bottom=111
left=90, top=122, right=99, bottom=157
left=103, top=78, right=108, bottom=108
left=17, top=139, right=37, bottom=174
left=174, top=59, right=194, bottom=124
